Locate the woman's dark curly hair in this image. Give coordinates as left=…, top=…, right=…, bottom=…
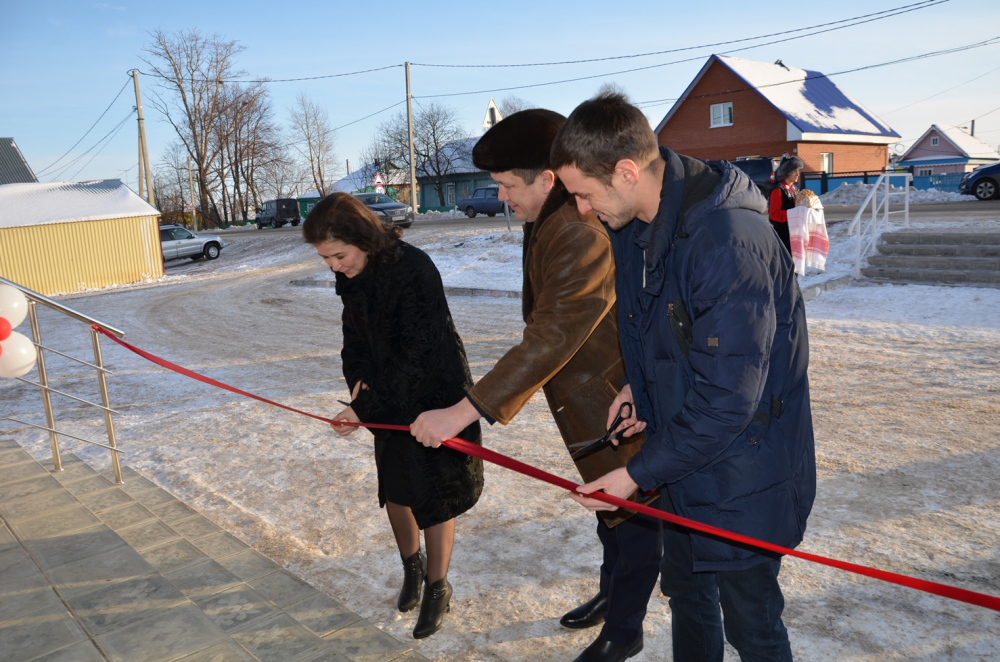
left=302, top=192, right=402, bottom=265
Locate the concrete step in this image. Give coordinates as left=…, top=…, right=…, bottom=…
left=0, top=445, right=428, bottom=662
left=860, top=266, right=1000, bottom=285
left=867, top=255, right=1000, bottom=271
left=877, top=243, right=1000, bottom=258
left=881, top=231, right=1000, bottom=246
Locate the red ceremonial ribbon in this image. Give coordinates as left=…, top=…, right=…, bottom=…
left=94, top=326, right=1000, bottom=614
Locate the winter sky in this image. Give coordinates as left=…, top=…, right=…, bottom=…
left=3, top=0, right=999, bottom=187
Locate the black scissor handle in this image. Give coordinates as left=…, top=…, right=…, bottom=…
left=605, top=401, right=634, bottom=441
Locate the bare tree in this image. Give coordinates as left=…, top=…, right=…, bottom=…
left=353, top=132, right=403, bottom=191
left=288, top=93, right=338, bottom=196
left=382, top=102, right=470, bottom=207
left=142, top=28, right=246, bottom=227
left=498, top=95, right=533, bottom=117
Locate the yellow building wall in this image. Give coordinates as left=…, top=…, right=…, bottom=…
left=0, top=215, right=164, bottom=296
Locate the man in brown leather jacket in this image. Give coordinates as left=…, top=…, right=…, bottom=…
left=411, top=109, right=660, bottom=662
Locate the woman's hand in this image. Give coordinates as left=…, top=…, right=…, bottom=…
left=331, top=405, right=361, bottom=436
left=608, top=384, right=646, bottom=442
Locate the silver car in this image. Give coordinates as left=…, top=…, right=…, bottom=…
left=159, top=224, right=225, bottom=262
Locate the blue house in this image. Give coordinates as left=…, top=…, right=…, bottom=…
left=416, top=138, right=496, bottom=212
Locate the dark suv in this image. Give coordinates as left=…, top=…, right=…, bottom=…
left=256, top=198, right=301, bottom=229
left=732, top=156, right=778, bottom=191
left=959, top=161, right=1000, bottom=200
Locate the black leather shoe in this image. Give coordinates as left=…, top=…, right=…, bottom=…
left=560, top=594, right=608, bottom=629
left=397, top=551, right=425, bottom=612
left=413, top=577, right=452, bottom=639
left=572, top=634, right=643, bottom=662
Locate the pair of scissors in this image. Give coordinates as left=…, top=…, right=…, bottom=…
left=568, top=401, right=633, bottom=460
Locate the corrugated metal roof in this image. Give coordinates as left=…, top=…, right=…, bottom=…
left=899, top=124, right=1000, bottom=162
left=0, top=138, right=38, bottom=185
left=0, top=179, right=158, bottom=229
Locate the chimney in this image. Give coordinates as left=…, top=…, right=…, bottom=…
left=971, top=119, right=975, bottom=137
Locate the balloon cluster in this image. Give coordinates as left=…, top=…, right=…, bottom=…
left=0, top=284, right=37, bottom=379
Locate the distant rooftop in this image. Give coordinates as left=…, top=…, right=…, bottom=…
left=656, top=55, right=900, bottom=139
left=899, top=124, right=1000, bottom=162
left=0, top=138, right=38, bottom=185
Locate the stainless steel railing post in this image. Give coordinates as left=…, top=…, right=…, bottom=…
left=27, top=301, right=62, bottom=472
left=90, top=327, right=123, bottom=485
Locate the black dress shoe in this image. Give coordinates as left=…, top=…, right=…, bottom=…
left=413, top=577, right=452, bottom=639
left=572, top=634, right=643, bottom=662
left=560, top=593, right=609, bottom=629
left=397, top=551, right=425, bottom=612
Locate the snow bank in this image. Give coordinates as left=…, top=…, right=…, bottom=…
left=411, top=230, right=523, bottom=291
left=820, top=182, right=975, bottom=205
left=416, top=209, right=467, bottom=220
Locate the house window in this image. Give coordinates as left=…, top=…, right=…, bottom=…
left=820, top=153, right=834, bottom=173
left=710, top=102, right=733, bottom=128
left=931, top=137, right=939, bottom=146
left=917, top=168, right=932, bottom=176
left=446, top=183, right=456, bottom=205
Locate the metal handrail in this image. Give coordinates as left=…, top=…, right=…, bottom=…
left=850, top=173, right=911, bottom=277
left=1, top=276, right=126, bottom=483
left=0, top=276, right=125, bottom=338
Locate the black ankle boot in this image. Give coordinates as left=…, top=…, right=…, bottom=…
left=412, top=577, right=452, bottom=639
left=397, top=551, right=425, bottom=612
left=560, top=593, right=608, bottom=629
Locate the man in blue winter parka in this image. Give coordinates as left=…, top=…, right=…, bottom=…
left=555, top=90, right=816, bottom=662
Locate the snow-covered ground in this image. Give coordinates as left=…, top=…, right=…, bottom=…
left=820, top=182, right=975, bottom=205
left=3, top=212, right=999, bottom=661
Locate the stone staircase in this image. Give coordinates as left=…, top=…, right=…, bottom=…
left=862, top=231, right=1000, bottom=285
left=0, top=440, right=429, bottom=662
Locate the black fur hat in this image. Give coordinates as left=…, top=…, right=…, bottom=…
left=472, top=109, right=566, bottom=173
left=774, top=156, right=805, bottom=182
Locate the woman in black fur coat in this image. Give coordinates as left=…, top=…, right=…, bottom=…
left=303, top=193, right=483, bottom=639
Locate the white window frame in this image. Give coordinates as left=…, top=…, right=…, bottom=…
left=917, top=168, right=932, bottom=176
left=930, top=136, right=939, bottom=146
left=446, top=183, right=456, bottom=205
left=710, top=102, right=733, bottom=128
left=820, top=152, right=834, bottom=174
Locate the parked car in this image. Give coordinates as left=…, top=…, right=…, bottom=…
left=959, top=161, right=1000, bottom=200
left=159, top=225, right=225, bottom=262
left=256, top=198, right=301, bottom=229
left=456, top=187, right=506, bottom=218
left=732, top=156, right=778, bottom=191
left=352, top=193, right=414, bottom=228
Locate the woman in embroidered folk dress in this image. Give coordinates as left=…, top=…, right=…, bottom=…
left=767, top=156, right=804, bottom=256
left=303, top=193, right=483, bottom=639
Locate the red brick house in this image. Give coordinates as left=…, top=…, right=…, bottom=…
left=655, top=55, right=900, bottom=173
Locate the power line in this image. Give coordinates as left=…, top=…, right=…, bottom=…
left=413, top=1, right=953, bottom=99
left=412, top=0, right=945, bottom=68
left=66, top=111, right=136, bottom=181
left=876, top=64, right=1000, bottom=117
left=47, top=108, right=138, bottom=182
left=632, top=36, right=1000, bottom=110
left=333, top=100, right=406, bottom=131
left=136, top=63, right=403, bottom=84
left=36, top=77, right=132, bottom=176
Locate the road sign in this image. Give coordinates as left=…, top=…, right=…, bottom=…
left=483, top=98, right=503, bottom=129
left=184, top=203, right=196, bottom=212
left=373, top=172, right=386, bottom=194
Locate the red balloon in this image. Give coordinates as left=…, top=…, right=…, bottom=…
left=0, top=316, right=11, bottom=342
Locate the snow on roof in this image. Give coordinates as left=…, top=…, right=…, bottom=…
left=0, top=179, right=159, bottom=229
left=416, top=137, right=480, bottom=178
left=656, top=55, right=900, bottom=138
left=0, top=138, right=37, bottom=185
left=302, top=167, right=411, bottom=198
left=899, top=124, right=1000, bottom=162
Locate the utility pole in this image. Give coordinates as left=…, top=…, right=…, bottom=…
left=187, top=157, right=198, bottom=232
left=132, top=71, right=155, bottom=207
left=405, top=62, right=418, bottom=214
left=346, top=158, right=350, bottom=175
left=137, top=134, right=144, bottom=199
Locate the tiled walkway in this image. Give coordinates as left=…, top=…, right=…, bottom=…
left=0, top=439, right=430, bottom=662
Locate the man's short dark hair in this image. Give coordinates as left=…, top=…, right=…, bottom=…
left=550, top=91, right=660, bottom=185
left=510, top=167, right=543, bottom=185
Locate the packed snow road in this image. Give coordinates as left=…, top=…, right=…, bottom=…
left=2, top=221, right=999, bottom=661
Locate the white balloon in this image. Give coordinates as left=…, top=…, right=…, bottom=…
left=0, top=284, right=28, bottom=329
left=0, top=331, right=37, bottom=378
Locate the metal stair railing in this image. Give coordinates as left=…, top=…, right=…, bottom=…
left=0, top=276, right=126, bottom=484
left=847, top=172, right=912, bottom=278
